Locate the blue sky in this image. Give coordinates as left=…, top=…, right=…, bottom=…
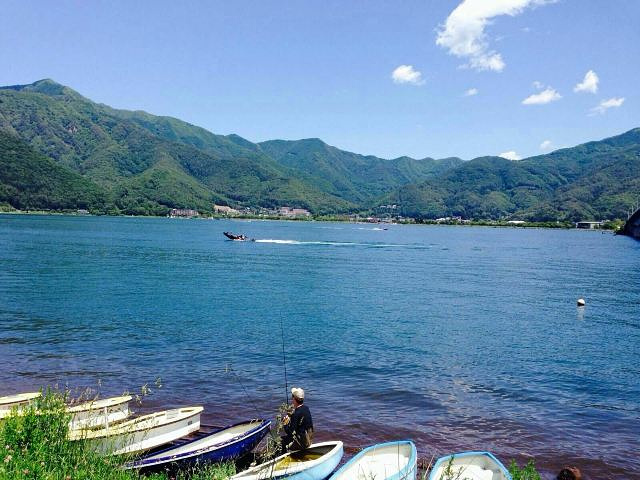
left=1, top=0, right=638, bottom=160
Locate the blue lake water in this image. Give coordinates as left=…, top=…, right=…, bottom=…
left=1, top=215, right=639, bottom=479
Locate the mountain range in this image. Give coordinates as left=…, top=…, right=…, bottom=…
left=1, top=79, right=638, bottom=221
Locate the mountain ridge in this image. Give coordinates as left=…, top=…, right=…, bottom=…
left=0, top=79, right=638, bottom=220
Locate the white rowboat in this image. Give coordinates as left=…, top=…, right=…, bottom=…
left=329, top=441, right=417, bottom=480
left=0, top=392, right=41, bottom=419
left=231, top=441, right=344, bottom=480
left=0, top=392, right=132, bottom=428
left=428, top=451, right=512, bottom=480
left=69, top=406, right=203, bottom=455
left=68, top=395, right=132, bottom=429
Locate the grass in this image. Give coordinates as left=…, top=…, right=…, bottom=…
left=0, top=389, right=235, bottom=480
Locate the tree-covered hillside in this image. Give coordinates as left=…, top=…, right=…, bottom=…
left=258, top=138, right=462, bottom=204
left=0, top=132, right=107, bottom=212
left=0, top=79, right=354, bottom=214
left=0, top=79, right=638, bottom=221
left=391, top=129, right=640, bottom=221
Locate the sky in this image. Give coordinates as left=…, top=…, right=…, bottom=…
left=1, top=0, right=638, bottom=160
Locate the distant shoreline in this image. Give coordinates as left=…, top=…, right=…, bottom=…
left=0, top=209, right=622, bottom=232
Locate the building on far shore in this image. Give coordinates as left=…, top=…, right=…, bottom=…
left=576, top=221, right=603, bottom=229
left=278, top=206, right=311, bottom=217
left=214, top=205, right=240, bottom=215
left=169, top=208, right=199, bottom=218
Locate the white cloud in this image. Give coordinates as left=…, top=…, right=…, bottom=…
left=532, top=80, right=544, bottom=90
left=540, top=140, right=553, bottom=150
left=499, top=150, right=521, bottom=160
left=435, top=0, right=554, bottom=72
left=464, top=87, right=479, bottom=96
left=574, top=70, right=599, bottom=94
left=590, top=97, right=625, bottom=115
left=522, top=87, right=561, bottom=105
left=391, top=65, right=425, bottom=85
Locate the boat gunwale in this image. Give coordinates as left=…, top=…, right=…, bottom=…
left=124, top=419, right=271, bottom=468
left=329, top=440, right=417, bottom=480
left=428, top=451, right=512, bottom=480
left=0, top=392, right=41, bottom=406
left=69, top=406, right=203, bottom=440
left=231, top=440, right=344, bottom=480
left=67, top=395, right=132, bottom=413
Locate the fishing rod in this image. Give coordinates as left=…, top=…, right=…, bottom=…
left=280, top=314, right=289, bottom=406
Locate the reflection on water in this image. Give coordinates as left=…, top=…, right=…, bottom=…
left=1, top=215, right=639, bottom=479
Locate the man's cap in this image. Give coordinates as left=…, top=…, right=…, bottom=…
left=291, top=387, right=304, bottom=400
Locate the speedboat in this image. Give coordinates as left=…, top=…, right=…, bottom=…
left=224, top=232, right=248, bottom=241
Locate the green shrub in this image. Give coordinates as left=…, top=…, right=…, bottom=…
left=0, top=389, right=234, bottom=480
left=508, top=459, right=542, bottom=480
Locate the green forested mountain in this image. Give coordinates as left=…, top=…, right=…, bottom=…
left=0, top=79, right=638, bottom=220
left=391, top=128, right=640, bottom=221
left=0, top=79, right=354, bottom=214
left=0, top=131, right=106, bottom=211
left=258, top=138, right=462, bottom=204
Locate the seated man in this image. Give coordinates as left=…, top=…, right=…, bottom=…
left=281, top=387, right=313, bottom=452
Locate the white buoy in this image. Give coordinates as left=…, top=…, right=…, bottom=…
left=577, top=298, right=585, bottom=306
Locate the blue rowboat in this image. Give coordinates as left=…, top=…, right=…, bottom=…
left=329, top=440, right=417, bottom=480
left=428, top=451, right=512, bottom=480
left=123, top=419, right=271, bottom=471
left=231, top=441, right=344, bottom=480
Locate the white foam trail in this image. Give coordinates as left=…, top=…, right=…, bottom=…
left=253, top=239, right=426, bottom=249
left=254, top=239, right=301, bottom=244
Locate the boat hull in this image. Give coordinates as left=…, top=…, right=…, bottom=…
left=68, top=395, right=132, bottom=430
left=428, top=451, right=512, bottom=480
left=70, top=406, right=203, bottom=455
left=231, top=441, right=344, bottom=480
left=0, top=392, right=41, bottom=419
left=329, top=440, right=417, bottom=480
left=123, top=419, right=271, bottom=471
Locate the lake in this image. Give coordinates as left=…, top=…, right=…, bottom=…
left=1, top=215, right=638, bottom=479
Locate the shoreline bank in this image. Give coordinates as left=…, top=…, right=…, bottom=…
left=0, top=210, right=621, bottom=232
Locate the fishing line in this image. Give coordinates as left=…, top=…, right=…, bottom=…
left=225, top=363, right=261, bottom=417
left=280, top=314, right=289, bottom=406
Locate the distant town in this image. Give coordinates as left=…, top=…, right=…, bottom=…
left=164, top=205, right=621, bottom=231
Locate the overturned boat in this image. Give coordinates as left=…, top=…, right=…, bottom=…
left=69, top=406, right=203, bottom=455
left=123, top=419, right=271, bottom=471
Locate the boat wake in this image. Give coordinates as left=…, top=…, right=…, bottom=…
left=253, top=239, right=427, bottom=249
left=254, top=239, right=303, bottom=244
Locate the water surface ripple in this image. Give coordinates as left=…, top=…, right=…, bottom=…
left=1, top=216, right=639, bottom=479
